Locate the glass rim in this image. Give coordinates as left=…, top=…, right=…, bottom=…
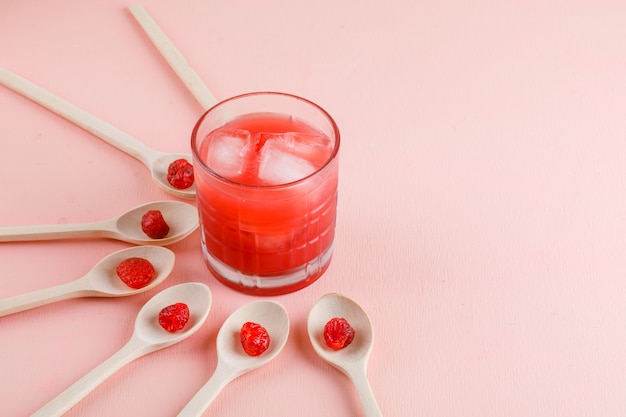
left=191, top=91, right=340, bottom=189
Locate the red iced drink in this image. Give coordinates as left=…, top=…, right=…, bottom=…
left=191, top=93, right=340, bottom=295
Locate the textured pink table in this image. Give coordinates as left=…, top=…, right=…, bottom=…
left=1, top=1, right=625, bottom=416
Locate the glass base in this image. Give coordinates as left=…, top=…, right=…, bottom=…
left=201, top=241, right=334, bottom=296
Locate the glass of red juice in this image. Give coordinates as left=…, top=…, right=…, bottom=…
left=191, top=92, right=340, bottom=295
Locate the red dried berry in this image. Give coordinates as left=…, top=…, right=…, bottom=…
left=323, top=317, right=355, bottom=350
left=115, top=257, right=156, bottom=289
left=167, top=158, right=194, bottom=189
left=158, top=302, right=190, bottom=332
left=141, top=210, right=170, bottom=239
left=240, top=322, right=270, bottom=356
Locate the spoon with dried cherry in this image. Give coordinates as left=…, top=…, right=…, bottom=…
left=307, top=293, right=383, bottom=417
left=31, top=282, right=212, bottom=417
left=0, top=66, right=196, bottom=198
left=0, top=200, right=198, bottom=246
left=176, top=300, right=289, bottom=417
left=0, top=245, right=175, bottom=317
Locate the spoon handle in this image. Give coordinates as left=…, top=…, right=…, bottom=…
left=128, top=4, right=218, bottom=110
left=0, top=280, right=89, bottom=317
left=31, top=337, right=147, bottom=417
left=348, top=365, right=383, bottom=417
left=0, top=220, right=114, bottom=243
left=177, top=362, right=237, bottom=417
left=0, top=66, right=160, bottom=166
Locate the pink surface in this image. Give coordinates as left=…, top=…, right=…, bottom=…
left=1, top=1, right=625, bottom=416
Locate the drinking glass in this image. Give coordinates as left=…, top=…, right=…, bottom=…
left=191, top=92, right=340, bottom=295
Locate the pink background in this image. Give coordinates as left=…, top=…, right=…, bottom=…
left=1, top=0, right=626, bottom=416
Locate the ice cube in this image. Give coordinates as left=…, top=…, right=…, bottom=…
left=258, top=132, right=332, bottom=168
left=204, top=128, right=251, bottom=179
left=257, top=139, right=317, bottom=185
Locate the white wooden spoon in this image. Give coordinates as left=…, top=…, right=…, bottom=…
left=129, top=4, right=218, bottom=110
left=0, top=245, right=175, bottom=317
left=307, top=293, right=383, bottom=417
left=176, top=300, right=289, bottom=417
left=0, top=200, right=198, bottom=246
left=31, top=282, right=212, bottom=417
left=0, top=66, right=196, bottom=199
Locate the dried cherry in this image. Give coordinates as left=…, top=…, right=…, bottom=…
left=323, top=317, right=355, bottom=350
left=115, top=257, right=156, bottom=289
left=240, top=321, right=270, bottom=356
left=167, top=158, right=194, bottom=189
left=141, top=210, right=170, bottom=239
left=158, top=302, right=190, bottom=332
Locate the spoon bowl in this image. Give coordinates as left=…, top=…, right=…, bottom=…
left=0, top=245, right=176, bottom=317
left=307, top=293, right=374, bottom=365
left=83, top=245, right=175, bottom=296
left=113, top=200, right=198, bottom=245
left=216, top=300, right=290, bottom=370
left=0, top=200, right=198, bottom=246
left=151, top=154, right=197, bottom=199
left=133, top=281, right=212, bottom=348
left=32, top=282, right=212, bottom=417
left=176, top=300, right=289, bottom=417
left=308, top=293, right=382, bottom=417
